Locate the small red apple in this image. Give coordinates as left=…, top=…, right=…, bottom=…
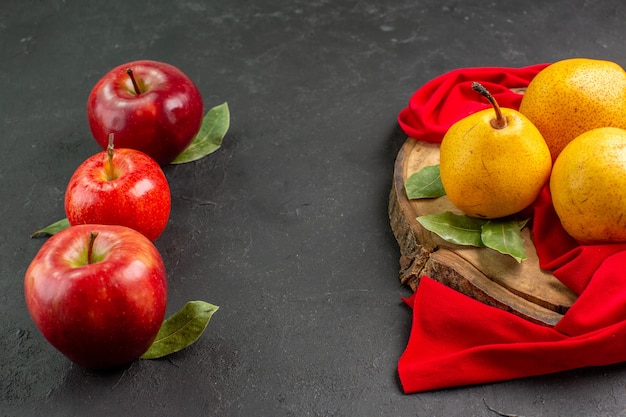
left=24, top=224, right=167, bottom=369
left=87, top=59, right=203, bottom=166
left=64, top=136, right=171, bottom=241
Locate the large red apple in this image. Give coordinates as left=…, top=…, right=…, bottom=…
left=65, top=137, right=171, bottom=241
left=24, top=224, right=167, bottom=369
left=87, top=59, right=203, bottom=166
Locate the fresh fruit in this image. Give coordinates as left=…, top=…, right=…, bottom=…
left=440, top=82, right=552, bottom=219
left=519, top=58, right=626, bottom=161
left=24, top=224, right=168, bottom=369
left=65, top=135, right=171, bottom=241
left=550, top=127, right=626, bottom=243
left=87, top=59, right=204, bottom=166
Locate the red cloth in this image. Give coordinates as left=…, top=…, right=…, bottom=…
left=398, top=64, right=548, bottom=142
left=397, top=65, right=626, bottom=393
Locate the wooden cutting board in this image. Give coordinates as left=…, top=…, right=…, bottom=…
left=388, top=138, right=578, bottom=327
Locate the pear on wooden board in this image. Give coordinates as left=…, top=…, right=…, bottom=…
left=440, top=82, right=552, bottom=219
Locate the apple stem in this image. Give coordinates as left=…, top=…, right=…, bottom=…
left=471, top=82, right=507, bottom=129
left=105, top=133, right=116, bottom=181
left=126, top=68, right=141, bottom=96
left=87, top=232, right=99, bottom=265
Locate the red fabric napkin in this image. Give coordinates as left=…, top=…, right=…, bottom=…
left=397, top=65, right=626, bottom=393
left=398, top=64, right=548, bottom=143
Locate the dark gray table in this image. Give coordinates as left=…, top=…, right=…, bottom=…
left=3, top=1, right=626, bottom=415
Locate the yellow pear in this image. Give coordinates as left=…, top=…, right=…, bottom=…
left=550, top=127, right=626, bottom=243
left=519, top=58, right=626, bottom=161
left=440, top=82, right=552, bottom=219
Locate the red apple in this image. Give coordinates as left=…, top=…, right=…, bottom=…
left=24, top=224, right=167, bottom=369
left=87, top=59, right=203, bottom=166
left=65, top=136, right=171, bottom=241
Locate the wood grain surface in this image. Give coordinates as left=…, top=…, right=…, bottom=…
left=388, top=138, right=578, bottom=326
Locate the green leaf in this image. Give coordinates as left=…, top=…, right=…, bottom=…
left=141, top=301, right=219, bottom=359
left=417, top=211, right=487, bottom=247
left=404, top=165, right=446, bottom=199
left=171, top=102, right=230, bottom=164
left=30, top=218, right=70, bottom=238
left=481, top=219, right=529, bottom=262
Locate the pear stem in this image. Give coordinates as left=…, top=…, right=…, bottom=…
left=126, top=68, right=141, bottom=95
left=472, top=82, right=507, bottom=129
left=87, top=232, right=99, bottom=265
left=105, top=133, right=116, bottom=181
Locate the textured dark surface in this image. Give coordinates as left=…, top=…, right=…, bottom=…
left=2, top=1, right=626, bottom=416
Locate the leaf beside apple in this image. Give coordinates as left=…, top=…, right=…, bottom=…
left=171, top=102, right=230, bottom=164
left=30, top=218, right=70, bottom=238
left=141, top=301, right=219, bottom=360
